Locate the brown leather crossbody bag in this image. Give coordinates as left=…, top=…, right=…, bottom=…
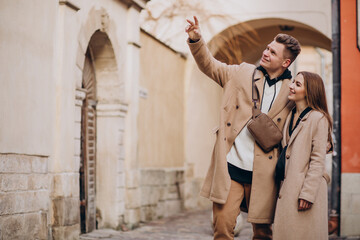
left=247, top=68, right=283, bottom=152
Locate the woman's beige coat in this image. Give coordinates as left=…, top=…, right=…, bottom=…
left=188, top=38, right=294, bottom=224
left=273, top=110, right=331, bottom=240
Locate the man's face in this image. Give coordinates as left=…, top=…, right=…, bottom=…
left=260, top=41, right=290, bottom=72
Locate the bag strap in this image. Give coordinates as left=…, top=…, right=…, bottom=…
left=252, top=68, right=261, bottom=119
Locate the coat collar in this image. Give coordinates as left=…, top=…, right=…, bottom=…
left=267, top=78, right=293, bottom=118
left=256, top=66, right=292, bottom=87
left=283, top=107, right=312, bottom=147
left=253, top=69, right=293, bottom=119
left=254, top=69, right=264, bottom=104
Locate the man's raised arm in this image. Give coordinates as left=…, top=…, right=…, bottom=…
left=185, top=16, right=232, bottom=87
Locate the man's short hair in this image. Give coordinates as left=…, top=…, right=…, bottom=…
left=275, top=33, right=301, bottom=63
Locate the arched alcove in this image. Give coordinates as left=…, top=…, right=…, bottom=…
left=76, top=8, right=128, bottom=231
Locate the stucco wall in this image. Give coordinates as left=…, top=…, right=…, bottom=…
left=0, top=0, right=57, bottom=156
left=138, top=30, right=186, bottom=168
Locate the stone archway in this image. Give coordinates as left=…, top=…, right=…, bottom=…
left=75, top=7, right=128, bottom=232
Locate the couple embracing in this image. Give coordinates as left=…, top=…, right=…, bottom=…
left=185, top=16, right=333, bottom=240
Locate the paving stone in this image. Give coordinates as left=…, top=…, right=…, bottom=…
left=80, top=209, right=252, bottom=240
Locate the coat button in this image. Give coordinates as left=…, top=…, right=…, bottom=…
left=269, top=156, right=272, bottom=159
left=286, top=155, right=290, bottom=159
left=227, top=122, right=231, bottom=126
left=277, top=118, right=281, bottom=122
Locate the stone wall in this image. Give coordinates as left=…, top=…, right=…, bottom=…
left=0, top=154, right=49, bottom=239
left=50, top=173, right=80, bottom=239
left=124, top=168, right=184, bottom=229
left=341, top=173, right=360, bottom=236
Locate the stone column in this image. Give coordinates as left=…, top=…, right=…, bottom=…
left=96, top=103, right=128, bottom=229
left=123, top=5, right=142, bottom=229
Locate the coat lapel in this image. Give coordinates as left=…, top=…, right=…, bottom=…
left=268, top=78, right=292, bottom=118
left=287, top=112, right=311, bottom=147
left=254, top=70, right=265, bottom=105
left=282, top=112, right=292, bottom=147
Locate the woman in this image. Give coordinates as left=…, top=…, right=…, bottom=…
left=273, top=71, right=333, bottom=240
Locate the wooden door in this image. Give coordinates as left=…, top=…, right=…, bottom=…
left=80, top=50, right=97, bottom=233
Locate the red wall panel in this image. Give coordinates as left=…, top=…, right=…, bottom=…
left=341, top=0, right=360, bottom=172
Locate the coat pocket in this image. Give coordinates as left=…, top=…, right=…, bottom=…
left=223, top=92, right=236, bottom=112
left=212, top=126, right=219, bottom=134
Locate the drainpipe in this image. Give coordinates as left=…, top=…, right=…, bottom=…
left=329, top=0, right=341, bottom=236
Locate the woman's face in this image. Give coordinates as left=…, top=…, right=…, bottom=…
left=288, top=74, right=306, bottom=102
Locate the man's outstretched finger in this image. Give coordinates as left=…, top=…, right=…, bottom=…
left=194, top=16, right=199, bottom=25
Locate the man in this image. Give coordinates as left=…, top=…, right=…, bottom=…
left=185, top=16, right=301, bottom=240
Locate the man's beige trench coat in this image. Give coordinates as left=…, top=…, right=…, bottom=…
left=188, top=38, right=294, bottom=224
left=273, top=111, right=331, bottom=240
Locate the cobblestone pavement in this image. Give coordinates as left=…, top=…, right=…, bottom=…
left=80, top=209, right=360, bottom=240
left=80, top=209, right=253, bottom=240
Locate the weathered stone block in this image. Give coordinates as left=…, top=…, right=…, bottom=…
left=0, top=154, right=32, bottom=173
left=179, top=182, right=185, bottom=200
left=341, top=214, right=360, bottom=236
left=176, top=170, right=185, bottom=183
left=165, top=171, right=177, bottom=185
left=51, top=173, right=79, bottom=198
left=125, top=188, right=141, bottom=209
left=0, top=174, right=28, bottom=191
left=350, top=193, right=360, bottom=214
left=158, top=186, right=166, bottom=201
left=165, top=185, right=180, bottom=200
left=0, top=190, right=48, bottom=215
left=124, top=208, right=140, bottom=229
left=31, top=156, right=48, bottom=173
left=140, top=169, right=165, bottom=186
left=141, top=186, right=161, bottom=206
left=140, top=205, right=157, bottom=222
left=342, top=173, right=360, bottom=194
left=28, top=174, right=49, bottom=190
left=0, top=212, right=47, bottom=240
left=155, top=201, right=165, bottom=219
left=52, top=224, right=80, bottom=240
left=52, top=197, right=80, bottom=227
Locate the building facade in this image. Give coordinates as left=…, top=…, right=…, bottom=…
left=0, top=0, right=182, bottom=239
left=0, top=0, right=359, bottom=239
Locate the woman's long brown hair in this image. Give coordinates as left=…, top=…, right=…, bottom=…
left=298, top=71, right=333, bottom=142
